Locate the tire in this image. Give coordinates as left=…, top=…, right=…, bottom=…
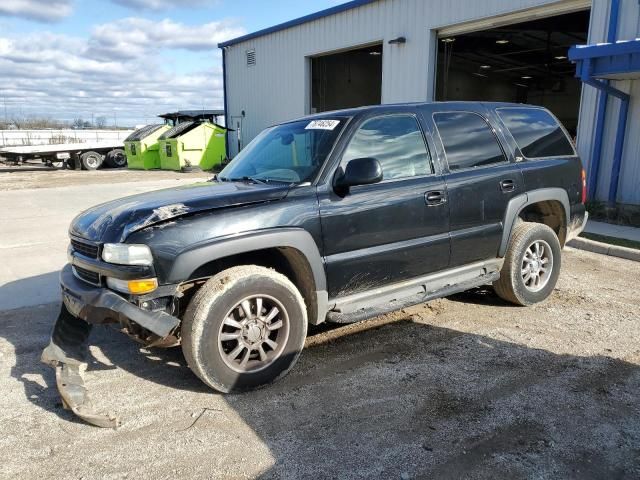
left=104, top=149, right=127, bottom=168
left=182, top=265, right=307, bottom=393
left=80, top=151, right=103, bottom=170
left=493, top=222, right=562, bottom=306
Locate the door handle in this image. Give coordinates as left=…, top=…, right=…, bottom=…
left=500, top=179, right=516, bottom=192
left=425, top=190, right=446, bottom=206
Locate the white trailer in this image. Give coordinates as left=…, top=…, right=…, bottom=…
left=0, top=141, right=127, bottom=170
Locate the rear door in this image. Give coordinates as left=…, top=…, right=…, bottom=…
left=426, top=105, right=523, bottom=266
left=318, top=111, right=450, bottom=299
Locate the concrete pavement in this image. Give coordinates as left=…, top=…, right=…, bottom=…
left=584, top=219, right=640, bottom=242
left=0, top=177, right=206, bottom=310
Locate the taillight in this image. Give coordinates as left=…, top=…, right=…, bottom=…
left=581, top=168, right=587, bottom=204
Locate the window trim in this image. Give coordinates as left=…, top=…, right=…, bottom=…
left=432, top=110, right=510, bottom=173
left=339, top=112, right=436, bottom=184
left=495, top=106, right=578, bottom=160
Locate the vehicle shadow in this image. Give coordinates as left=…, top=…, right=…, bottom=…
left=1, top=275, right=638, bottom=477
left=101, top=314, right=638, bottom=479
left=446, top=285, right=514, bottom=307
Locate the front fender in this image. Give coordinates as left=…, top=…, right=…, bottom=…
left=167, top=228, right=329, bottom=324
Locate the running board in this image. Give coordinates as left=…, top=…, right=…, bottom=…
left=327, top=260, right=501, bottom=324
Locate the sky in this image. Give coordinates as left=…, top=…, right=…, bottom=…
left=0, top=0, right=342, bottom=126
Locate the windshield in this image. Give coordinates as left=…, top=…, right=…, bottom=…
left=219, top=118, right=347, bottom=184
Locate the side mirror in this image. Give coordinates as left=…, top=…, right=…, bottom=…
left=335, top=157, right=383, bottom=192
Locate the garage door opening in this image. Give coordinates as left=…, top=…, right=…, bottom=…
left=311, top=43, right=382, bottom=113
left=436, top=10, right=590, bottom=136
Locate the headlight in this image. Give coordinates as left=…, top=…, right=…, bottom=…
left=102, top=243, right=153, bottom=266
left=107, top=277, right=158, bottom=295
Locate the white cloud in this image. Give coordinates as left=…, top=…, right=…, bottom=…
left=88, top=17, right=245, bottom=60
left=112, top=0, right=216, bottom=11
left=0, top=18, right=244, bottom=125
left=0, top=0, right=73, bottom=22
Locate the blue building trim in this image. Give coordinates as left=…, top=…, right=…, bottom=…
left=569, top=0, right=640, bottom=204
left=218, top=0, right=379, bottom=48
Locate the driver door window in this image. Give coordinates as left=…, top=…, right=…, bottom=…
left=342, top=115, right=433, bottom=180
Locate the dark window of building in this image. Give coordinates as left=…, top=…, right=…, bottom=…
left=497, top=107, right=575, bottom=158
left=342, top=115, right=432, bottom=180
left=434, top=112, right=506, bottom=170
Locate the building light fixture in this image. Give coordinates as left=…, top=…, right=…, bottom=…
left=480, top=65, right=491, bottom=69
left=554, top=55, right=567, bottom=60
left=388, top=36, right=406, bottom=45
left=521, top=75, right=532, bottom=79
left=441, top=37, right=455, bottom=43
left=495, top=39, right=510, bottom=44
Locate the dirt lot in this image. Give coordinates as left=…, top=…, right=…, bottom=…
left=1, top=247, right=638, bottom=479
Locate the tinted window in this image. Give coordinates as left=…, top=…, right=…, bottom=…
left=434, top=112, right=506, bottom=170
left=220, top=118, right=346, bottom=183
left=342, top=115, right=432, bottom=180
left=497, top=108, right=575, bottom=158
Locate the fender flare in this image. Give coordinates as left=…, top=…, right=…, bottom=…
left=499, top=188, right=570, bottom=257
left=168, top=228, right=329, bottom=324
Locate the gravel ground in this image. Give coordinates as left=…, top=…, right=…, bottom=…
left=0, top=247, right=638, bottom=479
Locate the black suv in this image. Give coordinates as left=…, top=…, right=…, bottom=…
left=43, top=102, right=587, bottom=423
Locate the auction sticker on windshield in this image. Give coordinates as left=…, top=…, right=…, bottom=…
left=306, top=119, right=340, bottom=130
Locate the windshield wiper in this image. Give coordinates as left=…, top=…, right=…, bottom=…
left=224, top=176, right=269, bottom=184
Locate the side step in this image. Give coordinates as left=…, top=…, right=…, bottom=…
left=326, top=260, right=501, bottom=324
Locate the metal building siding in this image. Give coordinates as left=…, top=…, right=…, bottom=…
left=223, top=0, right=579, bottom=156
left=575, top=0, right=640, bottom=204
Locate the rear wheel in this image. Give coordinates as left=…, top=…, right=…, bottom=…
left=104, top=148, right=127, bottom=168
left=493, top=222, right=561, bottom=306
left=181, top=265, right=307, bottom=392
left=80, top=151, right=102, bottom=170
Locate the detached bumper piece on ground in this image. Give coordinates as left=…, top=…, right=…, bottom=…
left=41, top=306, right=120, bottom=429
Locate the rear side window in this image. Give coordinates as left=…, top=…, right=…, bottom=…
left=342, top=115, right=433, bottom=180
left=497, top=108, right=575, bottom=158
left=433, top=112, right=506, bottom=170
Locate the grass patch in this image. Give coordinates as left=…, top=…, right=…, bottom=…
left=580, top=232, right=640, bottom=251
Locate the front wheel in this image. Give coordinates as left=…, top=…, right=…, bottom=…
left=493, top=222, right=561, bottom=306
left=181, top=265, right=307, bottom=392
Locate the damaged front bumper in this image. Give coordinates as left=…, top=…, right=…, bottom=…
left=60, top=263, right=180, bottom=338
left=42, top=264, right=182, bottom=428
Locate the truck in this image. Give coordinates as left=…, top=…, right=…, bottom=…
left=41, top=101, right=588, bottom=427
left=0, top=141, right=128, bottom=170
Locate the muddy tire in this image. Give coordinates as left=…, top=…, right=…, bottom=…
left=105, top=148, right=127, bottom=168
left=493, top=222, right=561, bottom=306
left=80, top=151, right=102, bottom=170
left=181, top=265, right=307, bottom=393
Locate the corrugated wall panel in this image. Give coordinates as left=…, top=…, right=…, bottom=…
left=224, top=0, right=582, bottom=154
left=576, top=0, right=640, bottom=204
left=223, top=0, right=637, bottom=204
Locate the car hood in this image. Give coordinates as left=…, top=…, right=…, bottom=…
left=70, top=180, right=291, bottom=243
